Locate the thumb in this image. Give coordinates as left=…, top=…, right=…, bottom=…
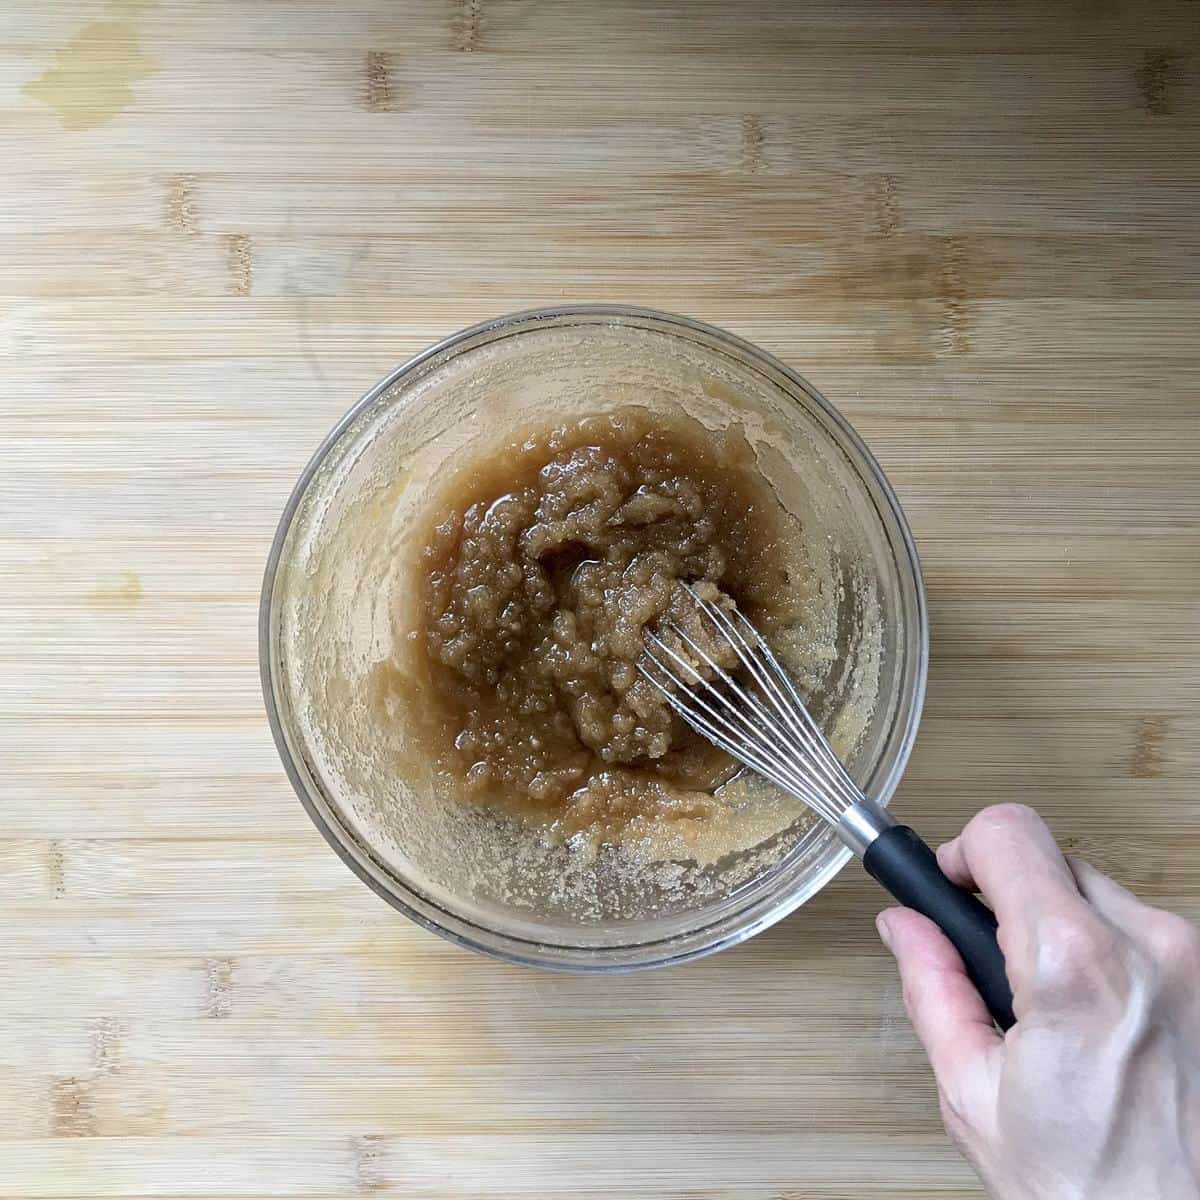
left=877, top=906, right=1004, bottom=1104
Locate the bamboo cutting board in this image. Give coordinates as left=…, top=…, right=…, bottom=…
left=3, top=2, right=1199, bottom=1196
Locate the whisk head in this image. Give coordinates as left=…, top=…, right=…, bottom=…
left=638, top=584, right=866, bottom=828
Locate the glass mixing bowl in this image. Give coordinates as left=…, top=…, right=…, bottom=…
left=260, top=306, right=927, bottom=970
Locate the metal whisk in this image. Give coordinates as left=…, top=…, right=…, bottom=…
left=640, top=584, right=1016, bottom=1030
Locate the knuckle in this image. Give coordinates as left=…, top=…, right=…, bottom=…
left=969, top=803, right=1039, bottom=842
left=1150, top=912, right=1200, bottom=976
left=1032, top=912, right=1123, bottom=998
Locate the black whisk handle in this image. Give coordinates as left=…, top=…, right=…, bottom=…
left=863, top=824, right=1016, bottom=1030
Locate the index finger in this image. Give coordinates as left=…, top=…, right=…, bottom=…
left=936, top=804, right=1086, bottom=943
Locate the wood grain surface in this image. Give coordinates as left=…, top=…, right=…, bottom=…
left=3, top=1, right=1199, bottom=1196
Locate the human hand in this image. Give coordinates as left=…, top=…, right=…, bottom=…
left=876, top=803, right=1200, bottom=1200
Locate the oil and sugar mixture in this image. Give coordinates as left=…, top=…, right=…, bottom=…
left=395, top=407, right=815, bottom=847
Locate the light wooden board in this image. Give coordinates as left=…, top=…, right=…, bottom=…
left=2, top=1, right=1198, bottom=1196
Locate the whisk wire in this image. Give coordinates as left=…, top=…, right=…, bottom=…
left=692, top=590, right=863, bottom=812
left=641, top=638, right=847, bottom=822
left=640, top=632, right=839, bottom=820
left=650, top=623, right=812, bottom=777
left=649, top=585, right=866, bottom=817
left=638, top=672, right=822, bottom=812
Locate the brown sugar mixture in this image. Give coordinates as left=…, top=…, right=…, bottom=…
left=403, top=407, right=807, bottom=844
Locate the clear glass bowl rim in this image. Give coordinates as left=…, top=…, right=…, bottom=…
left=259, top=304, right=929, bottom=972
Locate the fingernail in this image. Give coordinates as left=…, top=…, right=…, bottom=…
left=875, top=912, right=894, bottom=951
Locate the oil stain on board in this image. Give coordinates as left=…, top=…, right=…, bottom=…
left=23, top=0, right=159, bottom=131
